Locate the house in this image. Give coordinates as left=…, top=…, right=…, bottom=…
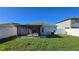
left=0, top=23, right=56, bottom=39
left=56, top=17, right=79, bottom=36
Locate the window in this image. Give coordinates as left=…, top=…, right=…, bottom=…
left=73, top=20, right=79, bottom=23
left=42, top=28, right=44, bottom=32
left=65, top=27, right=70, bottom=29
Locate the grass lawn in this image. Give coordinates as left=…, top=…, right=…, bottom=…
left=0, top=35, right=79, bottom=51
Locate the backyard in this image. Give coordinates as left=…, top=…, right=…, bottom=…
left=0, top=35, right=79, bottom=51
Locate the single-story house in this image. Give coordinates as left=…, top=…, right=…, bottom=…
left=0, top=23, right=56, bottom=39
left=55, top=17, right=79, bottom=36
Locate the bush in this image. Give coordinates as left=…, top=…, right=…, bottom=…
left=46, top=34, right=62, bottom=38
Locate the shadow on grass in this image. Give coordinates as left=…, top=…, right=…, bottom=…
left=46, top=34, right=63, bottom=38
left=0, top=36, right=17, bottom=44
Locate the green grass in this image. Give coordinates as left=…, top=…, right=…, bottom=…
left=0, top=35, right=79, bottom=51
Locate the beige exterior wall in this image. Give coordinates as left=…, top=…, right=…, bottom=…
left=66, top=29, right=79, bottom=36
left=56, top=20, right=71, bottom=29
left=0, top=25, right=17, bottom=39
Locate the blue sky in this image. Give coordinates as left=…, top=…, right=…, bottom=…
left=0, top=7, right=79, bottom=24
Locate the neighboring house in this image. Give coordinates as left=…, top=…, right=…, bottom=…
left=56, top=17, right=79, bottom=36
left=0, top=23, right=18, bottom=39
left=0, top=23, right=56, bottom=39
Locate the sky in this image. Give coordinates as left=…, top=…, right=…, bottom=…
left=0, top=7, right=79, bottom=24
